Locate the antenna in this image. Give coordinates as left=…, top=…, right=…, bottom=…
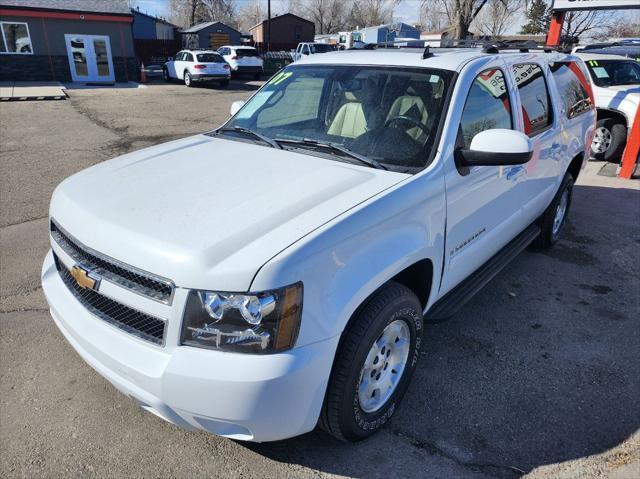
left=422, top=45, right=432, bottom=59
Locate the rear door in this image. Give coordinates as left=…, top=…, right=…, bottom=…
left=508, top=62, right=560, bottom=224
left=440, top=60, right=526, bottom=294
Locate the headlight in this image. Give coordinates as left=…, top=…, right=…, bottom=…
left=180, top=283, right=303, bottom=353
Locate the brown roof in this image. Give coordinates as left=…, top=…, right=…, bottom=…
left=249, top=13, right=314, bottom=32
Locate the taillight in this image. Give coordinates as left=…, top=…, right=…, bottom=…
left=194, top=64, right=206, bottom=69
left=223, top=64, right=230, bottom=70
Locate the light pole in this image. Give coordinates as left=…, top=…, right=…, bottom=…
left=267, top=0, right=271, bottom=51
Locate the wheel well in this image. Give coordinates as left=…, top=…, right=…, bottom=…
left=597, top=108, right=627, bottom=127
left=567, top=153, right=584, bottom=182
left=389, top=259, right=433, bottom=310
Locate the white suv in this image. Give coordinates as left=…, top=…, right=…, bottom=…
left=163, top=49, right=231, bottom=87
left=217, top=46, right=263, bottom=79
left=576, top=53, right=640, bottom=161
left=42, top=47, right=595, bottom=442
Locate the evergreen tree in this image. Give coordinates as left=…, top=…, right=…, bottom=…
left=520, top=0, right=550, bottom=35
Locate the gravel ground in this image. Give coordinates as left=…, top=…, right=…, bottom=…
left=1, top=80, right=639, bottom=479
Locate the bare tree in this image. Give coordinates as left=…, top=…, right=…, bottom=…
left=300, top=0, right=349, bottom=34
left=236, top=0, right=265, bottom=32
left=562, top=10, right=617, bottom=43
left=473, top=0, right=523, bottom=38
left=347, top=0, right=401, bottom=29
left=420, top=7, right=449, bottom=32
left=168, top=0, right=236, bottom=28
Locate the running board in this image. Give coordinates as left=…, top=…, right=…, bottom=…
left=424, top=224, right=541, bottom=322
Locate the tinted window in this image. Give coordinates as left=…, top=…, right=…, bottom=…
left=0, top=22, right=32, bottom=54
left=224, top=65, right=453, bottom=171
left=513, top=63, right=552, bottom=136
left=184, top=52, right=194, bottom=62
left=310, top=44, right=334, bottom=53
left=459, top=68, right=512, bottom=148
left=550, top=61, right=593, bottom=118
left=236, top=48, right=259, bottom=57
left=584, top=59, right=640, bottom=87
left=197, top=53, right=224, bottom=63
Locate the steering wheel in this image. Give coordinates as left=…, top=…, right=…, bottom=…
left=384, top=115, right=430, bottom=135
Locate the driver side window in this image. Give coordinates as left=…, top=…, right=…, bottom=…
left=460, top=68, right=512, bottom=148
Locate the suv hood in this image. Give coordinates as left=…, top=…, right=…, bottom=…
left=50, top=135, right=408, bottom=291
left=593, top=84, right=640, bottom=122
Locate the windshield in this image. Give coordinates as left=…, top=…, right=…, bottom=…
left=585, top=59, right=640, bottom=86
left=197, top=53, right=224, bottom=63
left=222, top=65, right=453, bottom=171
left=236, top=48, right=259, bottom=57
left=310, top=44, right=334, bottom=53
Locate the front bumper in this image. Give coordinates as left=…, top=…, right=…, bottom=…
left=41, top=250, right=337, bottom=442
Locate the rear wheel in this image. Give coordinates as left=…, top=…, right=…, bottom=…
left=532, top=172, right=574, bottom=249
left=163, top=67, right=171, bottom=82
left=218, top=79, right=229, bottom=88
left=320, top=282, right=423, bottom=442
left=591, top=118, right=627, bottom=162
left=184, top=71, right=193, bottom=87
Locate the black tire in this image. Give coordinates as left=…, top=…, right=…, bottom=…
left=532, top=172, right=574, bottom=249
left=591, top=118, right=627, bottom=162
left=218, top=79, right=229, bottom=88
left=253, top=73, right=262, bottom=80
left=184, top=71, right=193, bottom=87
left=163, top=67, right=171, bottom=82
left=320, top=282, right=423, bottom=442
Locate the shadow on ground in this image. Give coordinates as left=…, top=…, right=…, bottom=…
left=242, top=183, right=640, bottom=477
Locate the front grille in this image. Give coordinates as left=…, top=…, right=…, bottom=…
left=50, top=220, right=174, bottom=303
left=54, top=253, right=166, bottom=345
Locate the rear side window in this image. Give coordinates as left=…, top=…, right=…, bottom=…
left=459, top=68, right=512, bottom=148
left=550, top=62, right=593, bottom=119
left=184, top=52, right=194, bottom=62
left=513, top=63, right=552, bottom=136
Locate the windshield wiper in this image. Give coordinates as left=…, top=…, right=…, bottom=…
left=216, top=126, right=281, bottom=149
left=274, top=138, right=387, bottom=170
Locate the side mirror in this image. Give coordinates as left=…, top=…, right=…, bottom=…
left=230, top=100, right=245, bottom=116
left=456, top=129, right=533, bottom=167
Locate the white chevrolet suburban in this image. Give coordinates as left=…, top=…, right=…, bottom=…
left=42, top=47, right=595, bottom=443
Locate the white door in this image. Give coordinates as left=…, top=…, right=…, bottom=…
left=64, top=34, right=115, bottom=83
left=440, top=63, right=526, bottom=295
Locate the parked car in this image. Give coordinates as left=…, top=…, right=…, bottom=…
left=42, top=47, right=595, bottom=443
left=293, top=42, right=336, bottom=61
left=576, top=52, right=640, bottom=161
left=163, top=49, right=231, bottom=87
left=217, top=46, right=263, bottom=79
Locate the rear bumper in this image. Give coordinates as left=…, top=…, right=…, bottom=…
left=191, top=73, right=230, bottom=81
left=41, top=250, right=338, bottom=442
left=233, top=66, right=263, bottom=74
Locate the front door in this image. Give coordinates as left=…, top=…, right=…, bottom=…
left=64, top=34, right=115, bottom=83
left=440, top=61, right=526, bottom=295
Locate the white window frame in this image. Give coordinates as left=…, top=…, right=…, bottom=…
left=0, top=21, right=33, bottom=55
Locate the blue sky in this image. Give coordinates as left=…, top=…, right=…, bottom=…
left=130, top=0, right=422, bottom=24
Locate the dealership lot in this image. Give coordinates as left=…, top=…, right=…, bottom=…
left=1, top=82, right=639, bottom=478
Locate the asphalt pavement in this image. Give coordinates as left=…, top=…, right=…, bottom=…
left=1, top=80, right=638, bottom=479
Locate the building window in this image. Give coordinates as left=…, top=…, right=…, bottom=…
left=0, top=22, right=33, bottom=54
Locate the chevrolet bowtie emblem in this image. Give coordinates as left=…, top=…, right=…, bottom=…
left=70, top=264, right=100, bottom=290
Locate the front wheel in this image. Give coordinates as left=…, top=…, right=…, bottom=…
left=184, top=71, right=193, bottom=87
left=319, top=282, right=423, bottom=442
left=591, top=118, right=627, bottom=162
left=532, top=172, right=574, bottom=249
